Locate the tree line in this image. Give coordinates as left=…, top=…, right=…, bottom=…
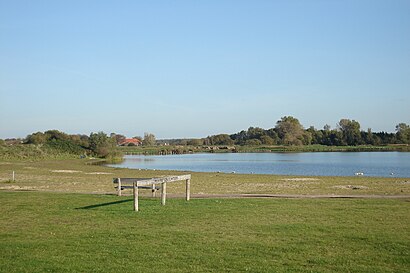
left=3, top=130, right=158, bottom=160
left=1, top=117, right=408, bottom=159
left=204, top=117, right=410, bottom=146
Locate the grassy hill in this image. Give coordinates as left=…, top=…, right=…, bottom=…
left=0, top=143, right=84, bottom=161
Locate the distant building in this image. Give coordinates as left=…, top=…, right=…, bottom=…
left=118, top=138, right=142, bottom=146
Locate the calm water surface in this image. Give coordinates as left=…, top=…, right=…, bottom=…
left=109, top=152, right=410, bottom=178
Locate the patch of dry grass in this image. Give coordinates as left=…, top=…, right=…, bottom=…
left=0, top=158, right=409, bottom=196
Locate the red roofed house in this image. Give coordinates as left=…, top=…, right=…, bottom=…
left=119, top=138, right=142, bottom=146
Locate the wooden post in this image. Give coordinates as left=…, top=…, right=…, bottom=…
left=12, top=171, right=15, bottom=181
left=117, top=178, right=122, bottom=196
left=186, top=179, right=190, bottom=201
left=152, top=184, right=156, bottom=198
left=161, top=182, right=167, bottom=205
left=133, top=182, right=139, bottom=211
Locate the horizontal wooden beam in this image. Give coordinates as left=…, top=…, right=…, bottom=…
left=113, top=175, right=191, bottom=186
left=114, top=185, right=161, bottom=190
left=113, top=178, right=150, bottom=184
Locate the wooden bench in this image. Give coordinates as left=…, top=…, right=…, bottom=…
left=112, top=174, right=191, bottom=211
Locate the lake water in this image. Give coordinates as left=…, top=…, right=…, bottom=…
left=109, top=152, right=410, bottom=178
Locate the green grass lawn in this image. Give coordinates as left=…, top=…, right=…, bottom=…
left=1, top=191, right=409, bottom=272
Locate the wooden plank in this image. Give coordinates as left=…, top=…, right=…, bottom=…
left=161, top=182, right=167, bottom=205
left=133, top=182, right=139, bottom=211
left=186, top=179, right=190, bottom=201
left=117, top=178, right=122, bottom=196
left=113, top=175, right=191, bottom=186
left=135, top=175, right=192, bottom=186
left=113, top=178, right=151, bottom=184
left=152, top=184, right=156, bottom=198
left=114, top=185, right=160, bottom=190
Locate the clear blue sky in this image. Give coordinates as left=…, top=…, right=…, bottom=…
left=1, top=0, right=409, bottom=139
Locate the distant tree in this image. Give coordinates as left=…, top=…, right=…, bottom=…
left=178, top=139, right=189, bottom=145
left=44, top=130, right=69, bottom=141
left=363, top=128, right=375, bottom=145
left=266, top=128, right=279, bottom=144
left=26, top=132, right=47, bottom=144
left=245, top=139, right=262, bottom=145
left=78, top=134, right=90, bottom=148
left=133, top=136, right=143, bottom=142
left=230, top=130, right=248, bottom=145
left=69, top=134, right=89, bottom=148
left=323, top=124, right=331, bottom=131
left=110, top=133, right=126, bottom=145
left=302, top=130, right=313, bottom=145
left=188, top=139, right=204, bottom=146
left=203, top=137, right=211, bottom=146
left=143, top=133, right=156, bottom=146
left=89, top=132, right=118, bottom=158
left=331, top=130, right=345, bottom=146
left=374, top=131, right=396, bottom=145
left=321, top=129, right=343, bottom=146
left=307, top=126, right=323, bottom=144
left=207, top=134, right=234, bottom=145
left=247, top=127, right=266, bottom=140
left=275, top=116, right=306, bottom=145
left=396, top=123, right=410, bottom=144
left=260, top=135, right=275, bottom=145
left=337, top=119, right=362, bottom=145
left=372, top=134, right=382, bottom=145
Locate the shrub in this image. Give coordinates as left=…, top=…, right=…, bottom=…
left=44, top=139, right=85, bottom=155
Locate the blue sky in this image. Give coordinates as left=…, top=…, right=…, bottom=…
left=1, top=0, right=409, bottom=139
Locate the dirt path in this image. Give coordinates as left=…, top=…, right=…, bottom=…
left=171, top=193, right=410, bottom=199
left=1, top=189, right=409, bottom=199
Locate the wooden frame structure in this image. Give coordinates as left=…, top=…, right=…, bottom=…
left=113, top=174, right=191, bottom=211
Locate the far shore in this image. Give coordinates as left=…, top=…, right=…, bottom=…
left=119, top=144, right=410, bottom=156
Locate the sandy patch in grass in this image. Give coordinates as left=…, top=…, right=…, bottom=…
left=51, top=170, right=82, bottom=173
left=332, top=185, right=369, bottom=190
left=85, top=172, right=113, bottom=175
left=281, top=178, right=319, bottom=182
left=0, top=185, right=49, bottom=190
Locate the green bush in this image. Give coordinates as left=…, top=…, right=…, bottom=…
left=0, top=144, right=78, bottom=160
left=89, top=132, right=123, bottom=159
left=44, top=139, right=85, bottom=155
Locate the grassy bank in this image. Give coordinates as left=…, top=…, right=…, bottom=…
left=1, top=191, right=409, bottom=272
